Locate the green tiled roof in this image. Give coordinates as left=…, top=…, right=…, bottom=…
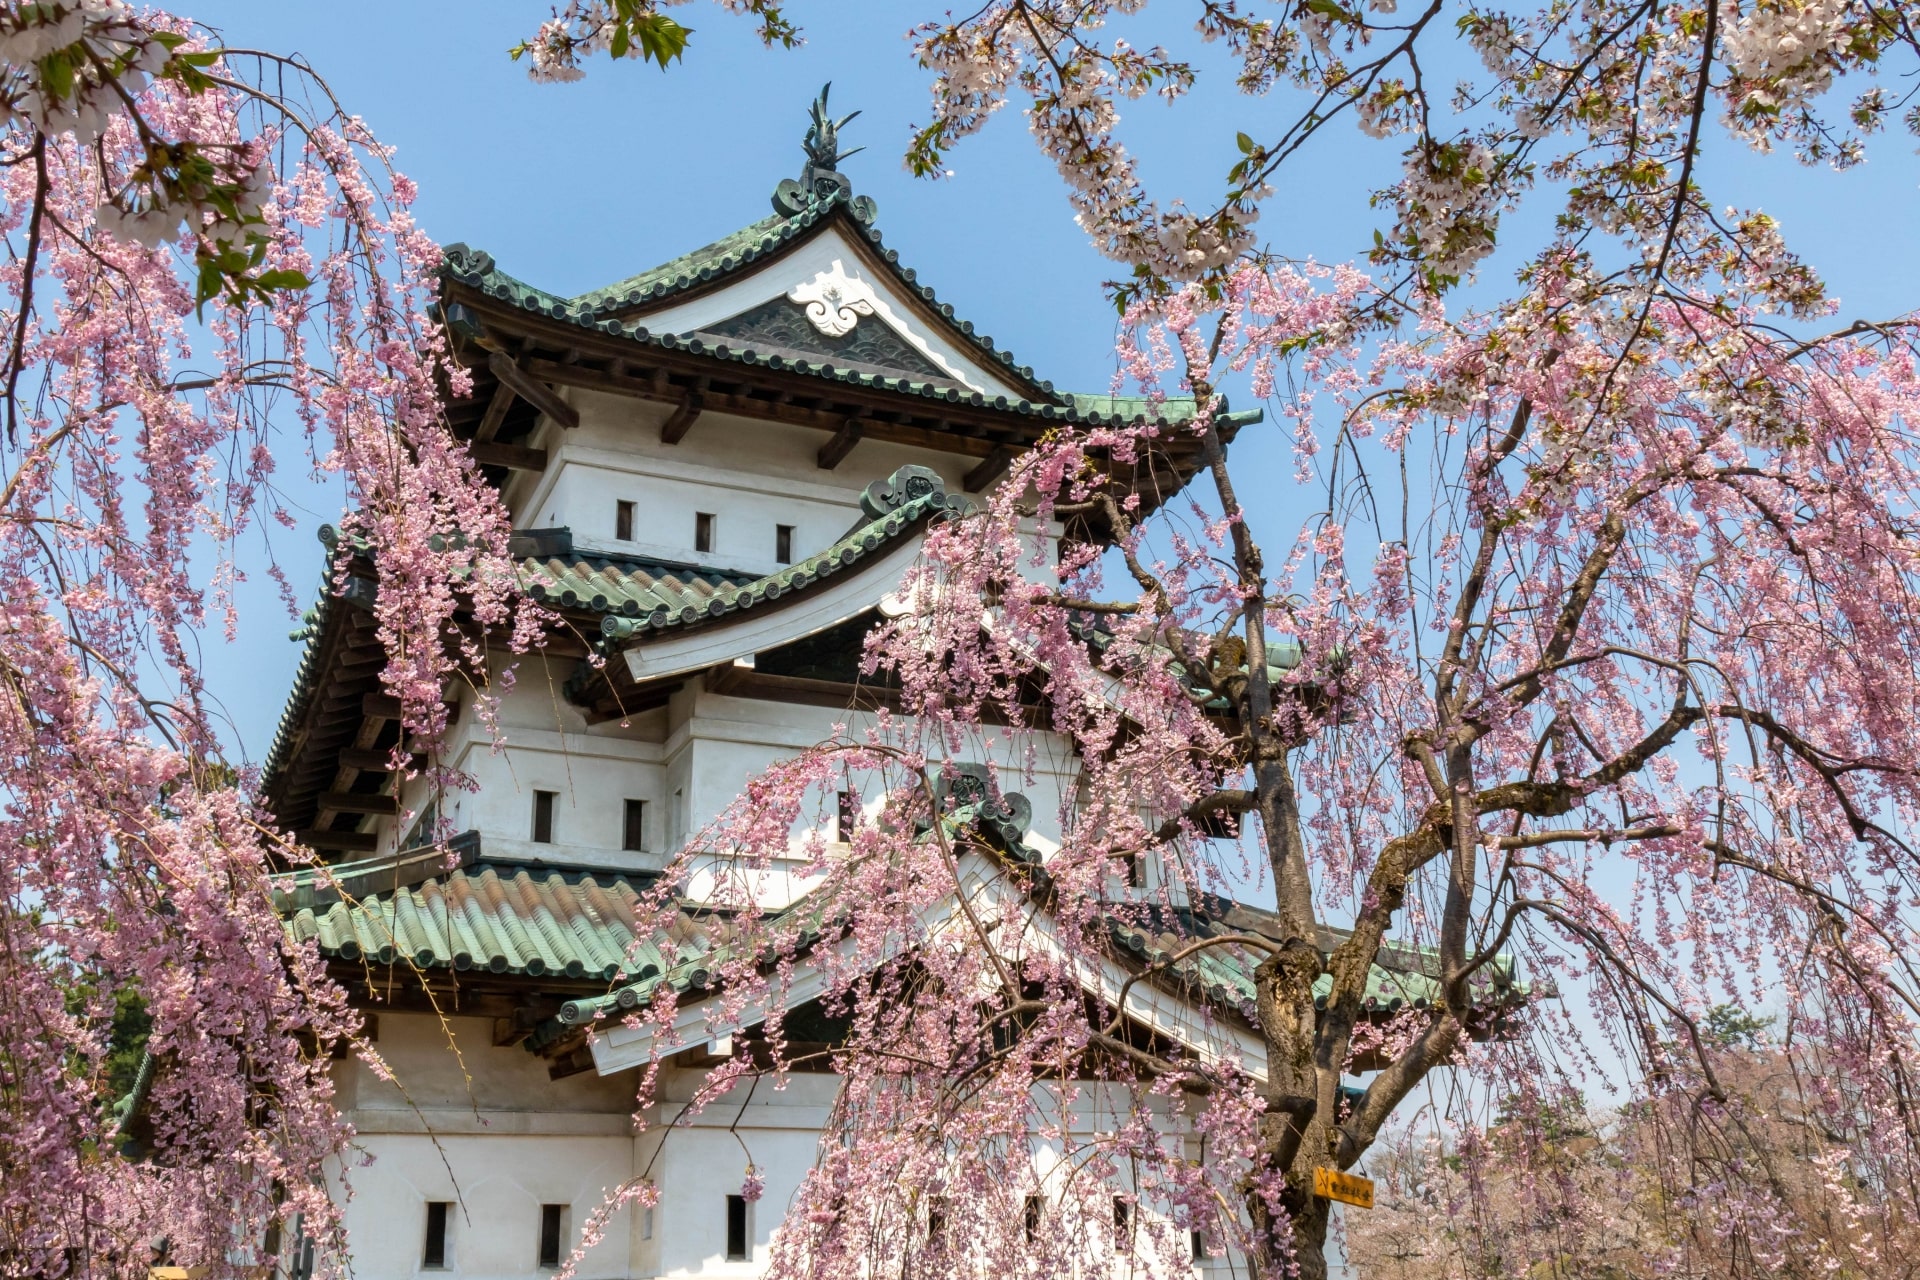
left=1104, top=905, right=1523, bottom=1018
left=285, top=859, right=680, bottom=983
left=440, top=188, right=1262, bottom=435
left=590, top=464, right=966, bottom=642
left=568, top=211, right=794, bottom=314
left=523, top=552, right=756, bottom=626
left=277, top=822, right=1525, bottom=1063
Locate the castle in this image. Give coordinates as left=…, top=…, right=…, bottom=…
left=261, top=92, right=1489, bottom=1280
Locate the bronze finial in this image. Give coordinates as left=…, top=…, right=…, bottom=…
left=773, top=83, right=877, bottom=222
left=803, top=82, right=864, bottom=172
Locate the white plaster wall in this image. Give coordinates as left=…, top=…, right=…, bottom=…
left=333, top=1015, right=636, bottom=1280
left=509, top=390, right=982, bottom=573
left=376, top=666, right=1088, bottom=879
left=329, top=1027, right=1239, bottom=1280
left=642, top=1070, right=843, bottom=1280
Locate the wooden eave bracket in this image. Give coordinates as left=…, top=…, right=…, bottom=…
left=817, top=413, right=866, bottom=470
left=474, top=379, right=517, bottom=442
left=659, top=385, right=706, bottom=445
left=486, top=350, right=580, bottom=430
left=468, top=440, right=548, bottom=472
left=965, top=443, right=1016, bottom=493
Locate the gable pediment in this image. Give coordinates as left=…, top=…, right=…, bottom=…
left=699, top=291, right=957, bottom=388
left=625, top=223, right=1027, bottom=399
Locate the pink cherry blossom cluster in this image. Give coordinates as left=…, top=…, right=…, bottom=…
left=568, top=231, right=1920, bottom=1276
left=1, top=12, right=524, bottom=1275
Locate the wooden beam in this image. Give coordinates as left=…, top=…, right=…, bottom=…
left=658, top=392, right=704, bottom=445
left=467, top=440, right=547, bottom=472
left=547, top=1043, right=597, bottom=1080
left=361, top=693, right=461, bottom=724
left=486, top=351, right=579, bottom=429
left=816, top=417, right=864, bottom=470
left=297, top=828, right=379, bottom=852
left=319, top=791, right=399, bottom=816
left=965, top=443, right=1017, bottom=493
left=519, top=352, right=1013, bottom=459
left=474, top=379, right=517, bottom=442
left=580, top=683, right=681, bottom=726
left=337, top=747, right=426, bottom=773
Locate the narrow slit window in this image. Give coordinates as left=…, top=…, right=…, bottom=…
left=1024, top=1196, right=1044, bottom=1244
left=422, top=1201, right=449, bottom=1269
left=615, top=500, right=635, bottom=542
left=1191, top=1228, right=1206, bottom=1262
left=927, top=1196, right=948, bottom=1242
left=532, top=790, right=557, bottom=844
left=725, top=1194, right=749, bottom=1261
left=1124, top=852, right=1143, bottom=889
left=695, top=512, right=715, bottom=554
left=775, top=524, right=794, bottom=564
left=1113, top=1197, right=1132, bottom=1238
left=836, top=790, right=856, bottom=843
left=623, top=799, right=648, bottom=852
left=538, top=1204, right=565, bottom=1269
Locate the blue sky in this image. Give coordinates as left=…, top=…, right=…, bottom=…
left=185, top=0, right=1920, bottom=762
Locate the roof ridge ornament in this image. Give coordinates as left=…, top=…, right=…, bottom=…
left=773, top=83, right=878, bottom=224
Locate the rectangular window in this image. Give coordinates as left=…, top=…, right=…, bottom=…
left=641, top=1206, right=654, bottom=1241
left=623, top=799, right=648, bottom=852
left=1124, top=852, right=1143, bottom=889
left=615, top=500, right=635, bottom=542
left=695, top=512, right=715, bottom=554
left=725, top=1195, right=749, bottom=1262
left=401, top=799, right=438, bottom=853
left=538, top=1204, right=565, bottom=1269
left=532, top=789, right=557, bottom=844
left=1191, top=1228, right=1206, bottom=1262
left=775, top=524, right=794, bottom=564
left=422, top=1201, right=449, bottom=1269
left=927, top=1196, right=947, bottom=1241
left=1024, top=1196, right=1044, bottom=1243
left=836, top=790, right=856, bottom=843
left=1113, top=1197, right=1132, bottom=1237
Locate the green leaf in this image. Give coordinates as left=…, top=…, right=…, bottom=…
left=1236, top=131, right=1255, bottom=155
left=39, top=51, right=74, bottom=101
left=629, top=13, right=692, bottom=69
left=610, top=24, right=631, bottom=59
left=252, top=269, right=313, bottom=293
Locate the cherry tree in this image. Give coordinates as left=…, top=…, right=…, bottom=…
left=522, top=3, right=1920, bottom=1278
left=0, top=4, right=523, bottom=1272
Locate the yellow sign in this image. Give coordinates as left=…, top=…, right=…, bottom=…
left=1313, top=1166, right=1375, bottom=1209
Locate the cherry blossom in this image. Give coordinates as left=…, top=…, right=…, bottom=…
left=1, top=6, right=523, bottom=1273
left=586, top=251, right=1920, bottom=1280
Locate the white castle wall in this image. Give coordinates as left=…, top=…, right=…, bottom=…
left=332, top=1015, right=1230, bottom=1280
left=505, top=391, right=979, bottom=571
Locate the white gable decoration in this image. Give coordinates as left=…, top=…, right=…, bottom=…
left=788, top=258, right=877, bottom=338
left=635, top=225, right=1016, bottom=398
